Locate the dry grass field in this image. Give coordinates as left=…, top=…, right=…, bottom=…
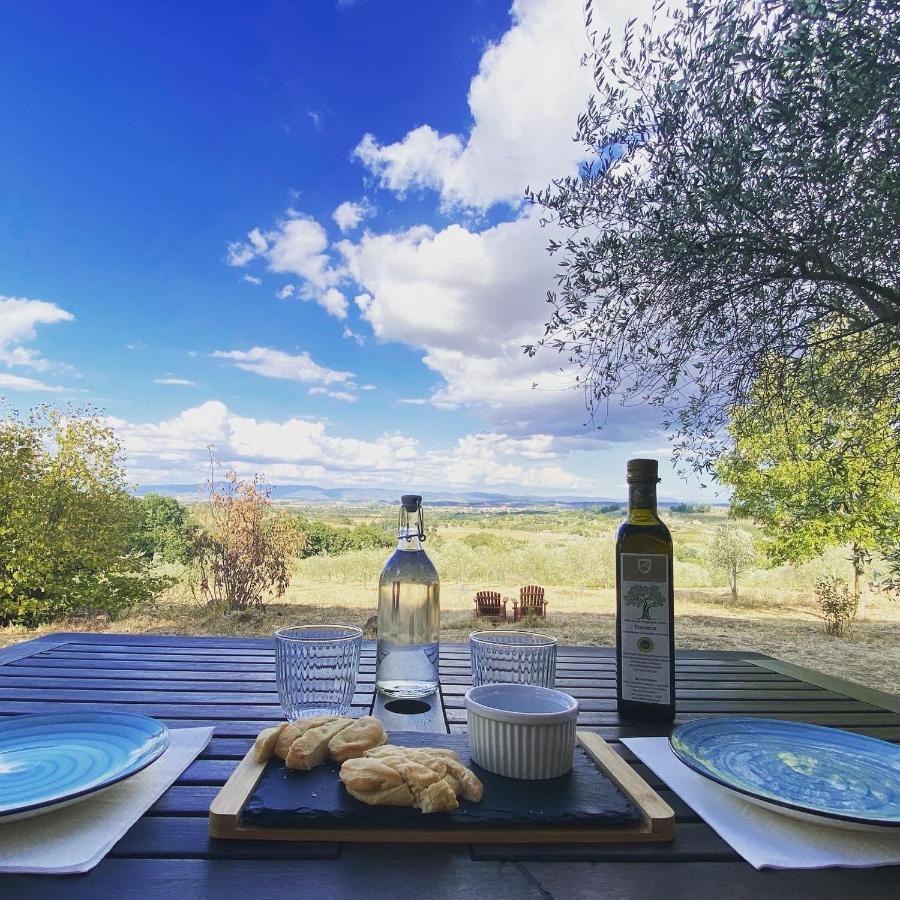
left=2, top=509, right=898, bottom=696
left=2, top=576, right=898, bottom=695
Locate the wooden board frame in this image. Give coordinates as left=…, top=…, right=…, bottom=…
left=209, top=731, right=674, bottom=844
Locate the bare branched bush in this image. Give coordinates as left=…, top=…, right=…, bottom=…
left=193, top=468, right=302, bottom=612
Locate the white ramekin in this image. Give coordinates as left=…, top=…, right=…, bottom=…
left=465, top=683, right=579, bottom=779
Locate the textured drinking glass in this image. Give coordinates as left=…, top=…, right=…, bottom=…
left=275, top=625, right=362, bottom=718
left=469, top=630, right=558, bottom=688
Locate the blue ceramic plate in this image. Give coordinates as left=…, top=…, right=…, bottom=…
left=0, top=712, right=169, bottom=821
left=670, top=718, right=900, bottom=830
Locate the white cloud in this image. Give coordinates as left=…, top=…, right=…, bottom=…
left=0, top=296, right=74, bottom=371
left=338, top=210, right=552, bottom=353
left=342, top=325, right=365, bottom=346
left=108, top=400, right=585, bottom=492
left=332, top=199, right=375, bottom=233
left=227, top=213, right=347, bottom=318
left=308, top=110, right=323, bottom=131
left=338, top=207, right=664, bottom=440
left=242, top=274, right=262, bottom=286
left=308, top=387, right=357, bottom=403
left=353, top=0, right=645, bottom=210
left=354, top=127, right=463, bottom=197
left=154, top=377, right=197, bottom=386
left=360, top=384, right=377, bottom=391
left=226, top=227, right=268, bottom=266
left=211, top=347, right=353, bottom=385
left=319, top=288, right=348, bottom=319
left=0, top=372, right=67, bottom=393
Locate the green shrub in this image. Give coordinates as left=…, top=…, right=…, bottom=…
left=295, top=518, right=394, bottom=557
left=0, top=406, right=170, bottom=626
left=460, top=532, right=525, bottom=551
left=133, top=493, right=196, bottom=563
left=816, top=575, right=857, bottom=636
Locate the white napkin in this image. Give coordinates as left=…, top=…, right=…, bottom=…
left=623, top=736, right=900, bottom=870
left=0, top=725, right=214, bottom=875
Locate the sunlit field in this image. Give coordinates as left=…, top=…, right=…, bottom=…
left=3, top=505, right=898, bottom=695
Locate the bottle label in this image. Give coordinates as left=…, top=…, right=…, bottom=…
left=619, top=553, right=672, bottom=705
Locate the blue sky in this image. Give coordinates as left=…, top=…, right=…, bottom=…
left=0, top=0, right=714, bottom=500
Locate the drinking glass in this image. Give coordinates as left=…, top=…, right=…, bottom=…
left=275, top=625, right=362, bottom=718
left=469, top=630, right=558, bottom=688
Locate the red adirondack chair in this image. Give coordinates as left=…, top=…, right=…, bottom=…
left=513, top=585, right=547, bottom=621
left=474, top=590, right=507, bottom=622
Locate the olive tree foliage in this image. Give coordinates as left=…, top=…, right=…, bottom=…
left=706, top=524, right=757, bottom=602
left=0, top=405, right=169, bottom=626
left=528, top=0, right=900, bottom=476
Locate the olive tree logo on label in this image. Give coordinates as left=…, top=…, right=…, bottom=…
left=624, top=584, right=666, bottom=621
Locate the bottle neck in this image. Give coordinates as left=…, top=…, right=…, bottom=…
left=627, top=481, right=659, bottom=523
left=396, top=527, right=424, bottom=551
left=396, top=504, right=426, bottom=551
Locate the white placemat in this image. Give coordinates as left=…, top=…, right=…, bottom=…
left=0, top=725, right=214, bottom=875
left=623, top=736, right=900, bottom=870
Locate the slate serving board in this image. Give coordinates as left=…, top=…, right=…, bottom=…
left=242, top=731, right=640, bottom=830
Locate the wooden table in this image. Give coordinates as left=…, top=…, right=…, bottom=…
left=1, top=632, right=898, bottom=898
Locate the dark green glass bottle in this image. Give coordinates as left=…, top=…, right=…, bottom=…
left=615, top=459, right=676, bottom=721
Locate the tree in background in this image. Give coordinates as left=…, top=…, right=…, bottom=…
left=194, top=469, right=303, bottom=611
left=134, top=493, right=195, bottom=564
left=294, top=519, right=394, bottom=557
left=716, top=339, right=900, bottom=616
left=530, top=0, right=900, bottom=476
left=0, top=405, right=168, bottom=626
left=706, top=525, right=757, bottom=603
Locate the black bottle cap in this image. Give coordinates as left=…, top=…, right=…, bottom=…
left=626, top=458, right=660, bottom=484
left=400, top=494, right=423, bottom=512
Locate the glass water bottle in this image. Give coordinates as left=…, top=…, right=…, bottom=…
left=375, top=494, right=440, bottom=698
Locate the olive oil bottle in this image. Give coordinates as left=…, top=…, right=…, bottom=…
left=615, top=458, right=675, bottom=721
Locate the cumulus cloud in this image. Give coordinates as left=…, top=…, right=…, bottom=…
left=108, top=400, right=586, bottom=492
left=0, top=296, right=74, bottom=371
left=337, top=206, right=664, bottom=440
left=211, top=347, right=353, bottom=385
left=226, top=212, right=347, bottom=317
left=332, top=199, right=375, bottom=233
left=319, top=288, right=349, bottom=319
left=242, top=274, right=262, bottom=286
left=337, top=210, right=552, bottom=353
left=353, top=0, right=645, bottom=210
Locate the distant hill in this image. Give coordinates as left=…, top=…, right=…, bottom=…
left=132, top=483, right=722, bottom=508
